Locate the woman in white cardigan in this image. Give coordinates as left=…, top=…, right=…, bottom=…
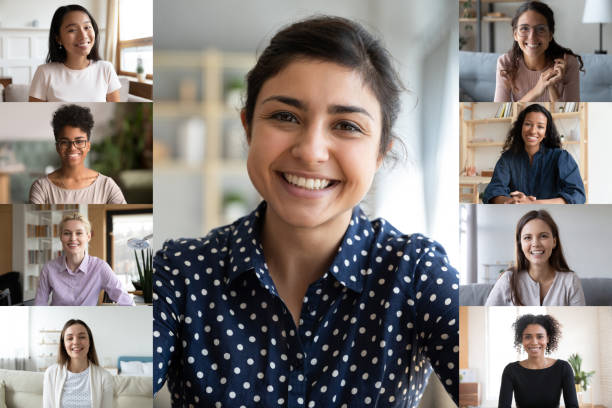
left=43, top=319, right=113, bottom=408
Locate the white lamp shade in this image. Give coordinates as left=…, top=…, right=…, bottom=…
left=583, top=0, right=612, bottom=23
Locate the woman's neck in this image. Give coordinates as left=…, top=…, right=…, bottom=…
left=262, top=207, right=351, bottom=288
left=64, top=55, right=90, bottom=70
left=528, top=263, right=555, bottom=282
left=67, top=358, right=89, bottom=373
left=523, top=355, right=550, bottom=369
left=65, top=252, right=86, bottom=271
left=523, top=53, right=548, bottom=71
left=524, top=144, right=541, bottom=163
left=58, top=165, right=90, bottom=180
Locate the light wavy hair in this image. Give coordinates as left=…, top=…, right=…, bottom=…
left=59, top=212, right=92, bottom=235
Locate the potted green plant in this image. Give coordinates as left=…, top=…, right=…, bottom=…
left=128, top=234, right=153, bottom=304
left=568, top=353, right=595, bottom=392
left=136, top=57, right=145, bottom=82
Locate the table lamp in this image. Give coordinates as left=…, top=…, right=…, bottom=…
left=583, top=0, right=612, bottom=54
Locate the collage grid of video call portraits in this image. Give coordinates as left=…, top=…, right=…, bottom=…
left=1, top=1, right=612, bottom=408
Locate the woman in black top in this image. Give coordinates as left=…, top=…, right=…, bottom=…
left=499, top=314, right=578, bottom=408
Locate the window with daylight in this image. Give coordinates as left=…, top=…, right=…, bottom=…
left=117, top=0, right=153, bottom=78
left=106, top=209, right=153, bottom=291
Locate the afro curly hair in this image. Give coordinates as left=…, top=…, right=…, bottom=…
left=512, top=314, right=561, bottom=354
left=52, top=104, right=95, bottom=141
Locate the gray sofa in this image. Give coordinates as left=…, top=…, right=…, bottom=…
left=460, top=277, right=612, bottom=306
left=460, top=51, right=612, bottom=101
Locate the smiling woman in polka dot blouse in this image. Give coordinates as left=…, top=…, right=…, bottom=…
left=153, top=16, right=459, bottom=408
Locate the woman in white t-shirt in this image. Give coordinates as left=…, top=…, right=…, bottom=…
left=30, top=5, right=121, bottom=102
left=43, top=319, right=113, bottom=408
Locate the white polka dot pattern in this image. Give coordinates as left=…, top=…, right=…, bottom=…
left=153, top=202, right=458, bottom=407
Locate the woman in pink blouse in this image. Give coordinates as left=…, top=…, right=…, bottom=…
left=34, top=213, right=133, bottom=306
left=494, top=1, right=584, bottom=102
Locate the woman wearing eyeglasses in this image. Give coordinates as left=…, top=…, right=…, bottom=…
left=29, top=104, right=126, bottom=204
left=494, top=1, right=584, bottom=102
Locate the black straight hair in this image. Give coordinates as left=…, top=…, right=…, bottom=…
left=47, top=4, right=101, bottom=63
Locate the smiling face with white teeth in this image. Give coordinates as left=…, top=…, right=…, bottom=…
left=521, top=323, right=548, bottom=357
left=521, top=112, right=547, bottom=153
left=56, top=125, right=91, bottom=168
left=244, top=59, right=383, bottom=230
left=60, top=220, right=91, bottom=258
left=63, top=324, right=90, bottom=362
left=513, top=10, right=552, bottom=62
left=57, top=11, right=95, bottom=60
left=520, top=218, right=556, bottom=267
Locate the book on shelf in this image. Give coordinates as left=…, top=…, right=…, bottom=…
left=27, top=249, right=62, bottom=264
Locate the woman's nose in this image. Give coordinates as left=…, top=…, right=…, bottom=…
left=291, top=125, right=329, bottom=163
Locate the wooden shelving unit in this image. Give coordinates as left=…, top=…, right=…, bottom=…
left=154, top=50, right=259, bottom=232
left=459, top=0, right=520, bottom=52
left=459, top=102, right=588, bottom=203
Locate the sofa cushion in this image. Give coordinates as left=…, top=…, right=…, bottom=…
left=3, top=84, right=29, bottom=102
left=114, top=375, right=153, bottom=408
left=581, top=278, right=612, bottom=306
left=0, top=380, right=7, bottom=408
left=459, top=283, right=494, bottom=306
left=0, top=369, right=43, bottom=408
left=0, top=368, right=152, bottom=408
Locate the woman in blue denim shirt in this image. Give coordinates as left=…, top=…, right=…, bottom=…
left=483, top=103, right=585, bottom=204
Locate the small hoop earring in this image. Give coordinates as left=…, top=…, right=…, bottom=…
left=59, top=44, right=62, bottom=50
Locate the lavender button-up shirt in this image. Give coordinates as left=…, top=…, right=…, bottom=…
left=34, top=254, right=134, bottom=306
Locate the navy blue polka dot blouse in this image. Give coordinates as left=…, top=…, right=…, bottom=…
left=153, top=201, right=459, bottom=407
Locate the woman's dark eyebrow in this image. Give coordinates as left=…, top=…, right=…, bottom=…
left=328, top=104, right=373, bottom=119
left=261, top=95, right=305, bottom=110
left=261, top=95, right=372, bottom=119
left=64, top=21, right=92, bottom=28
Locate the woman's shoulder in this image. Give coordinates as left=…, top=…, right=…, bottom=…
left=35, top=62, right=63, bottom=73
left=90, top=363, right=113, bottom=380
left=91, top=60, right=114, bottom=71
left=497, top=52, right=512, bottom=68
left=44, top=363, right=63, bottom=376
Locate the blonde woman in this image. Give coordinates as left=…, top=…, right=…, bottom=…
left=34, top=213, right=133, bottom=306
left=43, top=319, right=113, bottom=408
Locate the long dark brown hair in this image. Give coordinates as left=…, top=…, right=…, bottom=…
left=58, top=319, right=99, bottom=366
left=509, top=210, right=572, bottom=306
left=502, top=1, right=584, bottom=93
left=502, top=104, right=561, bottom=155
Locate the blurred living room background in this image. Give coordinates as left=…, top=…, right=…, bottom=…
left=0, top=0, right=153, bottom=102
left=153, top=0, right=461, bottom=265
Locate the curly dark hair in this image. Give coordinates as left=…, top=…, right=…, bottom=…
left=502, top=104, right=561, bottom=155
left=52, top=104, right=95, bottom=141
left=513, top=314, right=561, bottom=353
left=502, top=1, right=584, bottom=93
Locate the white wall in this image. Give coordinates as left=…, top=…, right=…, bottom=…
left=0, top=0, right=106, bottom=28
left=29, top=306, right=151, bottom=370
left=472, top=204, right=612, bottom=281
left=473, top=0, right=612, bottom=54
left=587, top=103, right=612, bottom=203
left=0, top=103, right=115, bottom=142
left=466, top=306, right=610, bottom=407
